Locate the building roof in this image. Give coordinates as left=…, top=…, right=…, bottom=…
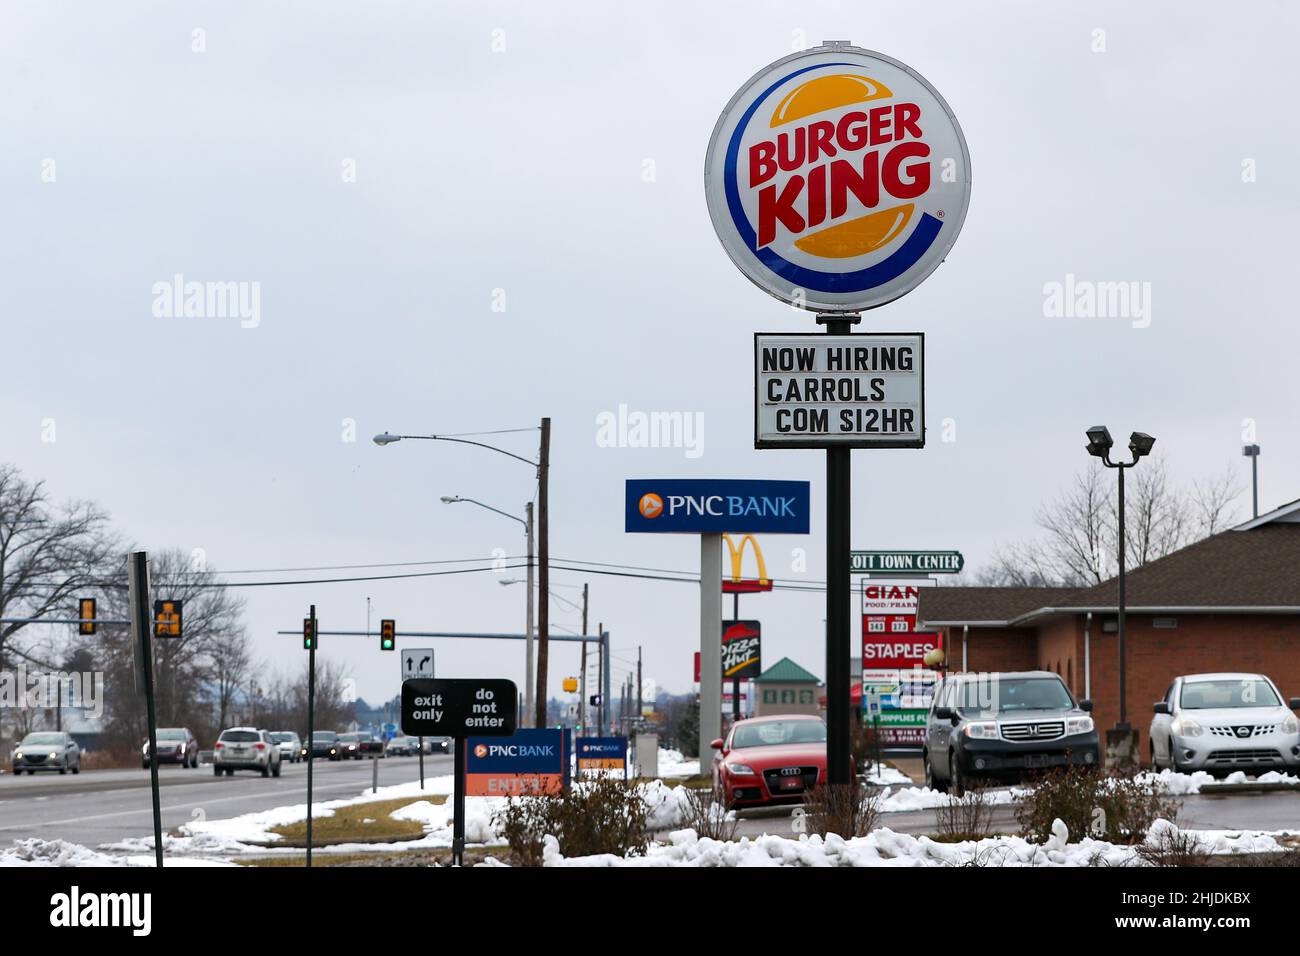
left=755, top=657, right=822, bottom=684
left=918, top=587, right=1077, bottom=625
left=917, top=523, right=1300, bottom=627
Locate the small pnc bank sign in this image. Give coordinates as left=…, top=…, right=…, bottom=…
left=625, top=479, right=811, bottom=535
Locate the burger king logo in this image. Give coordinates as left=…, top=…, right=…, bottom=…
left=705, top=44, right=970, bottom=312
left=638, top=493, right=664, bottom=519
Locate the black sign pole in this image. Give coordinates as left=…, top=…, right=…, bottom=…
left=731, top=592, right=741, bottom=723
left=452, top=736, right=466, bottom=867
left=821, top=313, right=858, bottom=787
left=129, top=552, right=164, bottom=868
left=418, top=736, right=425, bottom=790
left=306, top=605, right=316, bottom=868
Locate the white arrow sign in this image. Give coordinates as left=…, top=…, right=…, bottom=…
left=402, top=648, right=435, bottom=680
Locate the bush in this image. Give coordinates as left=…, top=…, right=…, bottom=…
left=851, top=719, right=881, bottom=775
left=1015, top=764, right=1177, bottom=845
left=1134, top=823, right=1210, bottom=867
left=678, top=785, right=736, bottom=841
left=934, top=780, right=996, bottom=841
left=491, top=777, right=650, bottom=865
left=801, top=780, right=881, bottom=839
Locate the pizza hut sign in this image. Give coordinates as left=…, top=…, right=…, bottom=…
left=721, top=620, right=762, bottom=680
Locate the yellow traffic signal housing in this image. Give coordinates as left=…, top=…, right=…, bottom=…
left=153, top=599, right=182, bottom=639
left=380, top=619, right=396, bottom=651
left=78, top=597, right=96, bottom=635
left=563, top=677, right=578, bottom=693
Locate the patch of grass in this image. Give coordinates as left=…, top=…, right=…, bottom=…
left=238, top=845, right=507, bottom=867
left=633, top=774, right=711, bottom=789
left=927, top=831, right=1012, bottom=844
left=268, top=795, right=445, bottom=847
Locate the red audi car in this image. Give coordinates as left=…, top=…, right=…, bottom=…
left=710, top=714, right=830, bottom=809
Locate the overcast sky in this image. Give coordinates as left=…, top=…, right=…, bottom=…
left=4, top=1, right=1297, bottom=708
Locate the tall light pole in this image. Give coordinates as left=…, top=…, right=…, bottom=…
left=443, top=496, right=534, bottom=727
left=1085, top=425, right=1155, bottom=764
left=374, top=421, right=551, bottom=726
left=1243, top=443, right=1260, bottom=519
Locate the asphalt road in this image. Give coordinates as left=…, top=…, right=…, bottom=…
left=0, top=755, right=453, bottom=848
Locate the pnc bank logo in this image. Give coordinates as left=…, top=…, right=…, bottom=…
left=474, top=744, right=488, bottom=758
left=638, top=493, right=664, bottom=519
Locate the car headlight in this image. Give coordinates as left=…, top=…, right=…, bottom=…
left=49, top=751, right=59, bottom=758
left=963, top=721, right=999, bottom=739
left=1066, top=716, right=1094, bottom=735
left=14, top=751, right=22, bottom=760
left=1171, top=717, right=1203, bottom=737
left=1282, top=715, right=1299, bottom=735
left=728, top=763, right=756, bottom=776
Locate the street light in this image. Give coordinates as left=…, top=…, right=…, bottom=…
left=1243, top=444, right=1261, bottom=518
left=374, top=421, right=552, bottom=730
left=441, top=494, right=536, bottom=728
left=1085, top=425, right=1156, bottom=763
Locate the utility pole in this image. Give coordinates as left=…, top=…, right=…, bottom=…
left=579, top=583, right=588, bottom=733
left=535, top=416, right=551, bottom=729
left=597, top=621, right=605, bottom=734
left=636, top=646, right=643, bottom=720
left=524, top=501, right=535, bottom=727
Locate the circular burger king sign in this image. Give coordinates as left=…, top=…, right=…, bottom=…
left=704, top=44, right=971, bottom=313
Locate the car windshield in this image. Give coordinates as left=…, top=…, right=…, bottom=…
left=955, top=677, right=1074, bottom=713
left=157, top=729, right=187, bottom=741
left=731, top=720, right=826, bottom=749
left=1180, top=679, right=1281, bottom=710
left=270, top=733, right=293, bottom=743
left=21, top=733, right=66, bottom=746
left=220, top=730, right=259, bottom=742
left=339, top=734, right=360, bottom=742
left=312, top=732, right=337, bottom=741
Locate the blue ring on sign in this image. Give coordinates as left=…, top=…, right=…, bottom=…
left=722, top=62, right=943, bottom=295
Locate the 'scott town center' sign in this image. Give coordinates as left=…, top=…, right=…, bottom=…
left=704, top=44, right=971, bottom=312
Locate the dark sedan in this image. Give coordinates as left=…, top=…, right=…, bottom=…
left=142, top=727, right=199, bottom=769
left=11, top=732, right=81, bottom=775
left=309, top=731, right=341, bottom=760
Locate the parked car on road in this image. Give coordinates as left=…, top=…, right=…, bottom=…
left=142, top=727, right=199, bottom=769
left=358, top=733, right=385, bottom=758
left=269, top=731, right=302, bottom=764
left=213, top=727, right=282, bottom=777
left=10, top=732, right=81, bottom=775
left=309, top=731, right=341, bottom=761
left=1151, top=672, right=1300, bottom=775
left=710, top=714, right=830, bottom=810
left=923, top=670, right=1099, bottom=795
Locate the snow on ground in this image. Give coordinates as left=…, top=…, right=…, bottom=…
left=537, top=817, right=1291, bottom=868
left=655, top=748, right=699, bottom=778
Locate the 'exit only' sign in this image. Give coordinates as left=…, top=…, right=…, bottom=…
left=401, top=678, right=517, bottom=737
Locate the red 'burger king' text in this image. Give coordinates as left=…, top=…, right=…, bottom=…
left=748, top=103, right=930, bottom=248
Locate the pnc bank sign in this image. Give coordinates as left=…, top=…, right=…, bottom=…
left=625, top=479, right=810, bottom=535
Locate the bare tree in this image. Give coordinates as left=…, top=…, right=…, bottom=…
left=0, top=464, right=118, bottom=670
left=980, top=456, right=1241, bottom=588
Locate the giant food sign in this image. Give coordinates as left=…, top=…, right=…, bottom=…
left=705, top=44, right=971, bottom=312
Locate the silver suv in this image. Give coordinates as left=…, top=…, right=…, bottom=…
left=1151, top=673, right=1300, bottom=775
left=213, top=727, right=282, bottom=777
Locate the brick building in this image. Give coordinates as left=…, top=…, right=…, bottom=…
left=916, top=502, right=1300, bottom=756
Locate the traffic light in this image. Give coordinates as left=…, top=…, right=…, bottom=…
left=153, top=599, right=182, bottom=639
left=589, top=694, right=601, bottom=707
left=78, top=597, right=96, bottom=635
left=563, top=677, right=578, bottom=693
left=380, top=619, right=395, bottom=651
left=303, top=617, right=317, bottom=650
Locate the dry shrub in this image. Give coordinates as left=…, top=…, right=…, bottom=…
left=934, top=780, right=996, bottom=841
left=1134, top=826, right=1211, bottom=867
left=801, top=780, right=881, bottom=839
left=79, top=748, right=139, bottom=771
left=1016, top=763, right=1176, bottom=845
left=679, top=785, right=737, bottom=841
left=491, top=777, right=649, bottom=866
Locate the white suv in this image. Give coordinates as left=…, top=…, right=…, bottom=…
left=1151, top=673, right=1300, bottom=775
left=213, top=727, right=283, bottom=777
